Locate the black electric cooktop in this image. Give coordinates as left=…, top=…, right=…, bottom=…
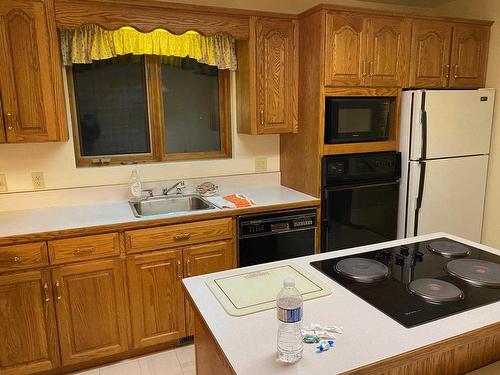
left=310, top=237, right=500, bottom=328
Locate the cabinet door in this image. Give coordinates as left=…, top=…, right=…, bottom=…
left=127, top=249, right=185, bottom=348
left=365, top=17, right=408, bottom=87
left=408, top=21, right=452, bottom=88
left=255, top=17, right=298, bottom=134
left=324, top=12, right=366, bottom=87
left=449, top=24, right=490, bottom=89
left=0, top=0, right=66, bottom=142
left=184, top=240, right=233, bottom=336
left=52, top=259, right=128, bottom=366
left=0, top=270, right=59, bottom=375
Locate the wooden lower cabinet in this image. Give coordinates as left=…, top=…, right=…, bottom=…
left=127, top=249, right=186, bottom=348
left=184, top=240, right=233, bottom=336
left=52, top=259, right=129, bottom=366
left=0, top=270, right=59, bottom=375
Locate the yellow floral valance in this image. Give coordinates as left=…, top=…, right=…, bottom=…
left=59, top=25, right=237, bottom=70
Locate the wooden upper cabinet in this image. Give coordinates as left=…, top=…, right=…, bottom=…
left=0, top=0, right=67, bottom=143
left=324, top=12, right=366, bottom=87
left=184, top=240, right=234, bottom=336
left=408, top=21, right=453, bottom=88
left=324, top=12, right=407, bottom=87
left=449, top=24, right=490, bottom=88
left=365, top=17, right=408, bottom=87
left=127, top=249, right=185, bottom=348
left=52, top=259, right=129, bottom=366
left=0, top=270, right=59, bottom=375
left=237, top=16, right=298, bottom=135
left=256, top=17, right=298, bottom=134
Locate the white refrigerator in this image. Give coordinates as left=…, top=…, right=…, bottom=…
left=397, top=89, right=495, bottom=242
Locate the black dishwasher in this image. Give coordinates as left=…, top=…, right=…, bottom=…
left=238, top=209, right=317, bottom=267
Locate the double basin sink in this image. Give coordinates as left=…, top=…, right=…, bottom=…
left=130, top=194, right=216, bottom=218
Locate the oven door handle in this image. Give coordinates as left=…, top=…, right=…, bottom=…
left=324, top=180, right=399, bottom=192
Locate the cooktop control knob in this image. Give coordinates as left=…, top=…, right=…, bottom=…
left=395, top=254, right=405, bottom=266
left=400, top=245, right=410, bottom=256
left=415, top=250, right=424, bottom=262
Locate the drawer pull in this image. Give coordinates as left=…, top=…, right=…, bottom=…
left=43, top=283, right=51, bottom=302
left=177, top=260, right=182, bottom=279
left=55, top=281, right=62, bottom=301
left=6, top=112, right=14, bottom=131
left=174, top=233, right=191, bottom=241
left=74, top=246, right=96, bottom=256
left=186, top=259, right=191, bottom=276
left=454, top=64, right=459, bottom=78
left=12, top=256, right=21, bottom=263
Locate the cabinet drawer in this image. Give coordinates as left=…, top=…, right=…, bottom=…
left=48, top=233, right=120, bottom=265
left=125, top=218, right=233, bottom=254
left=0, top=243, right=48, bottom=272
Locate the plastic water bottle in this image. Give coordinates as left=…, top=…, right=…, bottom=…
left=277, top=277, right=303, bottom=363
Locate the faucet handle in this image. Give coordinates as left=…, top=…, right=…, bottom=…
left=141, top=189, right=154, bottom=198
left=176, top=181, right=186, bottom=194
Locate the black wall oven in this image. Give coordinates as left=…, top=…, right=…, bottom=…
left=321, top=152, right=401, bottom=252
left=325, top=97, right=393, bottom=144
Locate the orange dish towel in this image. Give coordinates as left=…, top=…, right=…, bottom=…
left=223, top=194, right=256, bottom=208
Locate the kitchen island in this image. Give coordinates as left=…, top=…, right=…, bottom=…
left=183, top=233, right=500, bottom=375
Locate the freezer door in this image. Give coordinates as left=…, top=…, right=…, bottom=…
left=405, top=155, right=488, bottom=242
left=410, top=89, right=495, bottom=160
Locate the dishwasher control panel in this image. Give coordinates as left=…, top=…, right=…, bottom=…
left=239, top=209, right=317, bottom=237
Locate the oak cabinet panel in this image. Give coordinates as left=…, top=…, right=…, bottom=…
left=184, top=240, right=233, bottom=336
left=324, top=12, right=407, bottom=87
left=324, top=12, right=366, bottom=87
left=0, top=0, right=66, bottom=142
left=127, top=249, right=186, bottom=348
left=365, top=17, right=408, bottom=87
left=408, top=21, right=453, bottom=88
left=0, top=270, right=59, bottom=375
left=52, top=259, right=129, bottom=366
left=237, top=16, right=298, bottom=135
left=449, top=24, right=490, bottom=88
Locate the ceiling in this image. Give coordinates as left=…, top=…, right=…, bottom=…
left=360, top=0, right=456, bottom=7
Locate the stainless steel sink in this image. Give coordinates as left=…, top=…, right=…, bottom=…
left=129, top=194, right=215, bottom=217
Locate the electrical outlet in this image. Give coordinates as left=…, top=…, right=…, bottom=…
left=31, top=172, right=45, bottom=190
left=0, top=174, right=7, bottom=192
left=255, top=157, right=268, bottom=172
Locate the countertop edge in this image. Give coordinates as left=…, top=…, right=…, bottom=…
left=0, top=199, right=320, bottom=247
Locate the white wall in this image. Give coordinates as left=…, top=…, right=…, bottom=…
left=0, top=71, right=280, bottom=192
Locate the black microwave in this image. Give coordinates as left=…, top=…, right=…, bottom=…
left=325, top=97, right=392, bottom=144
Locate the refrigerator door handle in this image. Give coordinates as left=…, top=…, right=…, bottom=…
left=419, top=91, right=428, bottom=161
left=414, top=161, right=426, bottom=236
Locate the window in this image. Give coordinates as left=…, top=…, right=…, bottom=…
left=69, top=55, right=231, bottom=166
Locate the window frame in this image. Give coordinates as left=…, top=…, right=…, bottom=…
left=68, top=55, right=232, bottom=167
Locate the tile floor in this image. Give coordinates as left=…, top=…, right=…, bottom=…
left=73, top=345, right=195, bottom=375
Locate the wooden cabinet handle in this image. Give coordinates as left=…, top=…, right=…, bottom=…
left=174, top=233, right=191, bottom=241
left=55, top=281, right=62, bottom=301
left=43, top=282, right=51, bottom=302
left=74, top=246, right=96, bottom=256
left=6, top=112, right=14, bottom=131
left=443, top=64, right=450, bottom=78
left=454, top=64, right=459, bottom=78
left=186, top=259, right=191, bottom=276
left=259, top=110, right=264, bottom=125
left=177, top=260, right=182, bottom=279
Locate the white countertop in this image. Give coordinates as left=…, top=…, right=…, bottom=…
left=0, top=185, right=318, bottom=238
left=183, top=233, right=500, bottom=375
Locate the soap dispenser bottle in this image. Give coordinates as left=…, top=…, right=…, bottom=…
left=129, top=169, right=142, bottom=201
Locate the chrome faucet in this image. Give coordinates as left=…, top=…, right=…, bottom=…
left=163, top=181, right=186, bottom=195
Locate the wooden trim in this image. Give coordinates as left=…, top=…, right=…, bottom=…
left=0, top=201, right=320, bottom=247
left=145, top=55, right=164, bottom=162
left=323, top=87, right=400, bottom=96
left=0, top=94, right=6, bottom=143
left=341, top=322, right=500, bottom=375
left=299, top=4, right=494, bottom=26
left=323, top=141, right=399, bottom=155
left=54, top=0, right=251, bottom=39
